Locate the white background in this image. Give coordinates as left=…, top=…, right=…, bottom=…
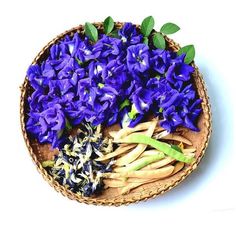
left=0, top=0, right=235, bottom=235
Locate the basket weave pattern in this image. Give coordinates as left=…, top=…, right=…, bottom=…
left=20, top=23, right=212, bottom=206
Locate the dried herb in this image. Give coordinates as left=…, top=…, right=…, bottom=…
left=43, top=123, right=114, bottom=196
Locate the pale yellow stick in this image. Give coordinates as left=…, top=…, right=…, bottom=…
left=121, top=179, right=158, bottom=195
left=115, top=119, right=157, bottom=166
left=104, top=177, right=162, bottom=184
left=154, top=126, right=165, bottom=132
left=103, top=165, right=174, bottom=179
left=160, top=134, right=192, bottom=145
left=114, top=121, right=152, bottom=140
left=113, top=153, right=164, bottom=173
left=182, top=148, right=196, bottom=154
left=109, top=131, right=118, bottom=138
left=103, top=179, right=126, bottom=188
left=126, top=177, right=161, bottom=183
left=141, top=157, right=174, bottom=170
left=113, top=131, right=146, bottom=143
left=95, top=144, right=136, bottom=161
left=171, top=162, right=185, bottom=175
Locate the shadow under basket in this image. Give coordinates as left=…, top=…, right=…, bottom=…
left=20, top=22, right=212, bottom=206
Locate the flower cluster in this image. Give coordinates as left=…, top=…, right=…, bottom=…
left=26, top=22, right=201, bottom=148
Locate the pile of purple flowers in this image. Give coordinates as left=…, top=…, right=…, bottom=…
left=26, top=22, right=202, bottom=148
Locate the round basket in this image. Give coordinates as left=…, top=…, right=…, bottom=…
left=20, top=22, right=212, bottom=206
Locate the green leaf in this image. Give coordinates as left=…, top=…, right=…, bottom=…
left=75, top=57, right=83, bottom=66
left=141, top=16, right=155, bottom=37
left=178, top=45, right=195, bottom=64
left=119, top=99, right=130, bottom=110
left=160, top=22, right=180, bottom=35
left=128, top=104, right=139, bottom=119
left=153, top=32, right=166, bottom=49
left=171, top=144, right=183, bottom=153
left=143, top=36, right=149, bottom=45
left=85, top=22, right=98, bottom=42
left=104, top=16, right=114, bottom=35
left=57, top=129, right=64, bottom=138
left=98, top=83, right=104, bottom=88
left=109, top=29, right=119, bottom=38
left=65, top=118, right=72, bottom=131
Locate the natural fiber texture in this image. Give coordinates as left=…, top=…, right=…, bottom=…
left=20, top=22, right=212, bottom=206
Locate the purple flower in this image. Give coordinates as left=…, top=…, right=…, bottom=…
left=159, top=89, right=183, bottom=109
left=166, top=61, right=194, bottom=84
left=102, top=60, right=127, bottom=90
left=127, top=44, right=150, bottom=73
left=179, top=99, right=202, bottom=131
left=95, top=35, right=122, bottom=57
left=76, top=38, right=102, bottom=62
left=160, top=106, right=183, bottom=132
left=27, top=64, right=49, bottom=90
left=26, top=104, right=66, bottom=148
left=131, top=87, right=153, bottom=114
left=119, top=23, right=142, bottom=45
left=64, top=100, right=86, bottom=125
left=150, top=49, right=170, bottom=74
left=88, top=60, right=105, bottom=81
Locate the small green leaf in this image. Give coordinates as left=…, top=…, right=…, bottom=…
left=104, top=16, right=114, bottom=35
left=171, top=144, right=183, bottom=153
left=153, top=32, right=166, bottom=49
left=65, top=118, right=72, bottom=131
left=178, top=45, right=195, bottom=64
left=143, top=37, right=149, bottom=45
left=128, top=104, right=139, bottom=119
left=141, top=16, right=155, bottom=37
left=85, top=22, right=98, bottom=42
left=109, top=29, right=119, bottom=38
left=42, top=160, right=55, bottom=168
left=119, top=99, right=130, bottom=110
left=75, top=57, right=83, bottom=66
left=160, top=22, right=180, bottom=35
left=98, top=83, right=104, bottom=88
left=57, top=129, right=64, bottom=138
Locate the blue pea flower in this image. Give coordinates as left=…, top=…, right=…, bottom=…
left=26, top=104, right=66, bottom=148
left=131, top=87, right=153, bottom=114
left=166, top=61, right=194, bottom=84
left=159, top=89, right=183, bottom=109
left=102, top=60, right=127, bottom=90
left=150, top=49, right=170, bottom=74
left=180, top=99, right=202, bottom=131
left=95, top=35, right=122, bottom=57
left=76, top=38, right=102, bottom=62
left=127, top=44, right=150, bottom=73
left=64, top=100, right=86, bottom=125
left=27, top=64, right=49, bottom=90
left=88, top=60, right=105, bottom=81
left=118, top=23, right=142, bottom=45
left=160, top=106, right=183, bottom=132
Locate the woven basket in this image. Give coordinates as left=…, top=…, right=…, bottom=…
left=20, top=22, right=212, bottom=206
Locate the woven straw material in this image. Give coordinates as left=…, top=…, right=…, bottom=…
left=20, top=22, right=212, bottom=206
